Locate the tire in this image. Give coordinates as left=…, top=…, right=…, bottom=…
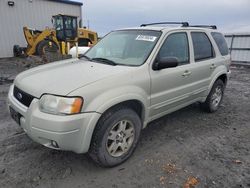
left=36, top=40, right=58, bottom=56
left=89, top=107, right=142, bottom=167
left=201, top=79, right=225, bottom=112
left=13, top=45, right=20, bottom=57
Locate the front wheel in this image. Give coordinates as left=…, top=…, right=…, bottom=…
left=89, top=107, right=142, bottom=167
left=201, top=79, right=225, bottom=112
left=36, top=40, right=59, bottom=56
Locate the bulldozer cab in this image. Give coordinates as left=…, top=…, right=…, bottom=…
left=52, top=14, right=78, bottom=42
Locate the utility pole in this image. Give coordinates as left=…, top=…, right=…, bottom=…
left=87, top=19, right=90, bottom=29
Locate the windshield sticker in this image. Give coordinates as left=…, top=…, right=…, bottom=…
left=136, top=35, right=157, bottom=42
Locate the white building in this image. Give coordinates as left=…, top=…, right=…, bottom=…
left=0, top=0, right=82, bottom=58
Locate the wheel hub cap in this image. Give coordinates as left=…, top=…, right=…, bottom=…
left=106, top=120, right=135, bottom=157
left=212, top=86, right=222, bottom=107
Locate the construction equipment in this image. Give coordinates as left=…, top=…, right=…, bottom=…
left=13, top=14, right=98, bottom=57
left=78, top=27, right=98, bottom=46
left=52, top=14, right=78, bottom=55
left=13, top=27, right=60, bottom=57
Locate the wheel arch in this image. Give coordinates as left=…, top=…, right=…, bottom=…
left=79, top=98, right=148, bottom=154
left=216, top=74, right=227, bottom=85
left=99, top=99, right=145, bottom=123
left=79, top=86, right=150, bottom=127
left=207, top=72, right=228, bottom=97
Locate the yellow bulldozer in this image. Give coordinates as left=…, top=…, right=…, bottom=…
left=13, top=14, right=98, bottom=57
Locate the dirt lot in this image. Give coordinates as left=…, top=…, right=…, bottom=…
left=0, top=58, right=249, bottom=188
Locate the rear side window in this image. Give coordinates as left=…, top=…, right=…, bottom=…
left=158, top=32, right=189, bottom=65
left=211, top=32, right=229, bottom=56
left=191, top=32, right=214, bottom=61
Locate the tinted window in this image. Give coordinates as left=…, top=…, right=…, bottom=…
left=191, top=32, right=214, bottom=61
left=158, top=32, right=189, bottom=65
left=211, top=32, right=229, bottom=56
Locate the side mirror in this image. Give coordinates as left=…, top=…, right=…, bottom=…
left=153, top=57, right=178, bottom=70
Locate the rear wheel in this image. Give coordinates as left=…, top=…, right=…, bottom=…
left=89, top=107, right=142, bottom=167
left=201, top=79, right=225, bottom=112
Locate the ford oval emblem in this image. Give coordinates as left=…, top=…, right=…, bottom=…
left=17, top=92, right=23, bottom=100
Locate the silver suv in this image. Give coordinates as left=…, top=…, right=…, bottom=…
left=8, top=22, right=231, bottom=167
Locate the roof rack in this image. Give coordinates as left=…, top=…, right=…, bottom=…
left=140, top=22, right=189, bottom=27
left=189, top=25, right=217, bottom=29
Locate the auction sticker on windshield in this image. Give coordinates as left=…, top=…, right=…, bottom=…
left=136, top=35, right=157, bottom=42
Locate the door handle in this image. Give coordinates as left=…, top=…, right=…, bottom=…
left=210, top=64, right=216, bottom=69
left=182, top=70, right=191, bottom=77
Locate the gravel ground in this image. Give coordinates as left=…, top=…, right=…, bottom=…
left=0, top=58, right=250, bottom=188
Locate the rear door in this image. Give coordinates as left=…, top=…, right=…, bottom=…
left=188, top=31, right=217, bottom=100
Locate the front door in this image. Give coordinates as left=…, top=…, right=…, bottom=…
left=149, top=32, right=195, bottom=120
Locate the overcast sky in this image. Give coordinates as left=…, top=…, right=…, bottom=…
left=77, top=0, right=250, bottom=36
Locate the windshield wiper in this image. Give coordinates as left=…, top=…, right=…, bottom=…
left=91, top=57, right=117, bottom=66
left=79, top=54, right=92, bottom=61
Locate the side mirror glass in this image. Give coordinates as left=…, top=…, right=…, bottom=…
left=153, top=57, right=178, bottom=70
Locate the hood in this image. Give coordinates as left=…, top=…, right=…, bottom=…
left=14, top=59, right=131, bottom=98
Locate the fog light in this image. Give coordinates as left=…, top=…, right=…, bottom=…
left=51, top=140, right=59, bottom=148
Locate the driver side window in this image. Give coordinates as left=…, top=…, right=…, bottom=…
left=158, top=32, right=189, bottom=65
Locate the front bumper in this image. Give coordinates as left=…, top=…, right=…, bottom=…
left=7, top=85, right=101, bottom=153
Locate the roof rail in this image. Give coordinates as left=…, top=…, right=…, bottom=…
left=189, top=25, right=217, bottom=29
left=140, top=22, right=189, bottom=27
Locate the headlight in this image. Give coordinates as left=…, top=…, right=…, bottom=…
left=39, top=94, right=83, bottom=115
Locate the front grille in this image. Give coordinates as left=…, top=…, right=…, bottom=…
left=13, top=86, right=35, bottom=107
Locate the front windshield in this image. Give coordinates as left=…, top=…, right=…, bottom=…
left=84, top=30, right=161, bottom=66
